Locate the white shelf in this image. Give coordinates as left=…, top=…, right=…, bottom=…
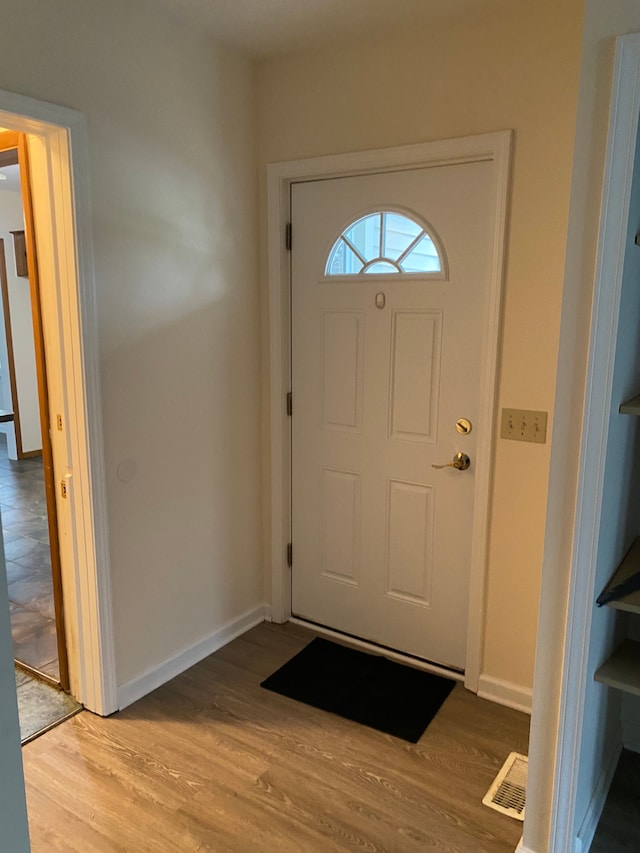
left=599, top=538, right=640, bottom=615
left=620, top=394, right=640, bottom=415
left=595, top=640, right=640, bottom=696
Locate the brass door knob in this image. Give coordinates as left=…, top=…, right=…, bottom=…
left=432, top=452, right=471, bottom=471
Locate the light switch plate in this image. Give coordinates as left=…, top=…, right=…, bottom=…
left=500, top=408, right=548, bottom=443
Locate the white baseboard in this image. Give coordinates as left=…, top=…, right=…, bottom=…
left=575, top=737, right=622, bottom=853
left=514, top=840, right=535, bottom=853
left=117, top=604, right=268, bottom=710
left=477, top=674, right=532, bottom=714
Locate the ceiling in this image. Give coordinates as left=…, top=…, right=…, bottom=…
left=149, top=0, right=511, bottom=58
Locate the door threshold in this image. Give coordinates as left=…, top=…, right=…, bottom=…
left=15, top=659, right=60, bottom=690
left=289, top=617, right=465, bottom=682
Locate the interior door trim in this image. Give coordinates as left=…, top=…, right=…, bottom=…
left=0, top=89, right=117, bottom=714
left=267, top=132, right=512, bottom=694
left=18, top=133, right=70, bottom=689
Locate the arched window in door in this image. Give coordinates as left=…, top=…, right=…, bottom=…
left=325, top=210, right=446, bottom=277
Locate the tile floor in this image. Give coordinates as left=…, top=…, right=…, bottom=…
left=0, top=435, right=59, bottom=681
left=15, top=665, right=81, bottom=744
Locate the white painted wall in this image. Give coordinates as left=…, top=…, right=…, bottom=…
left=0, top=0, right=262, bottom=688
left=0, top=220, right=13, bottom=444
left=0, top=180, right=11, bottom=419
left=257, top=0, right=584, bottom=698
left=0, top=186, right=41, bottom=455
left=0, top=520, right=30, bottom=851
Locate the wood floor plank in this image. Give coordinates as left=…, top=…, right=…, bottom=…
left=23, top=623, right=529, bottom=851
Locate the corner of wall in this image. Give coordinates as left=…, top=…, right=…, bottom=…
left=575, top=732, right=622, bottom=853
left=477, top=674, right=532, bottom=715
left=117, top=604, right=269, bottom=710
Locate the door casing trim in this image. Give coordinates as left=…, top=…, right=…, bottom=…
left=0, top=89, right=117, bottom=714
left=523, top=33, right=640, bottom=852
left=267, top=132, right=512, bottom=692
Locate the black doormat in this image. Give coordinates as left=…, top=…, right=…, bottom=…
left=260, top=637, right=456, bottom=743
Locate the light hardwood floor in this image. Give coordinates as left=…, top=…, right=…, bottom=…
left=22, top=623, right=529, bottom=852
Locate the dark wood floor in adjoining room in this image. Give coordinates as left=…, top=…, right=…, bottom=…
left=22, top=623, right=529, bottom=852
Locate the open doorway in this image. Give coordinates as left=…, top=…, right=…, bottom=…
left=0, top=91, right=116, bottom=718
left=0, top=130, right=68, bottom=690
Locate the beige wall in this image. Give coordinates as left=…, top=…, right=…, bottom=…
left=257, top=0, right=584, bottom=693
left=0, top=0, right=262, bottom=688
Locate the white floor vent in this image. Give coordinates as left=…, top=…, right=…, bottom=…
left=482, top=752, right=528, bottom=821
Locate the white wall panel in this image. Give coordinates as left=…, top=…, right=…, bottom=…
left=389, top=311, right=441, bottom=443
left=386, top=479, right=433, bottom=605
left=322, top=311, right=363, bottom=431
left=321, top=468, right=361, bottom=585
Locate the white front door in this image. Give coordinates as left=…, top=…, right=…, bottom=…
left=291, top=161, right=496, bottom=671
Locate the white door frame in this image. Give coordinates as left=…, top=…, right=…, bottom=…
left=267, top=132, right=512, bottom=691
left=0, top=88, right=117, bottom=715
left=521, top=33, right=640, bottom=853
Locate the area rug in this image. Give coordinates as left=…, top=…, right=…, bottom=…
left=260, top=637, right=456, bottom=743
